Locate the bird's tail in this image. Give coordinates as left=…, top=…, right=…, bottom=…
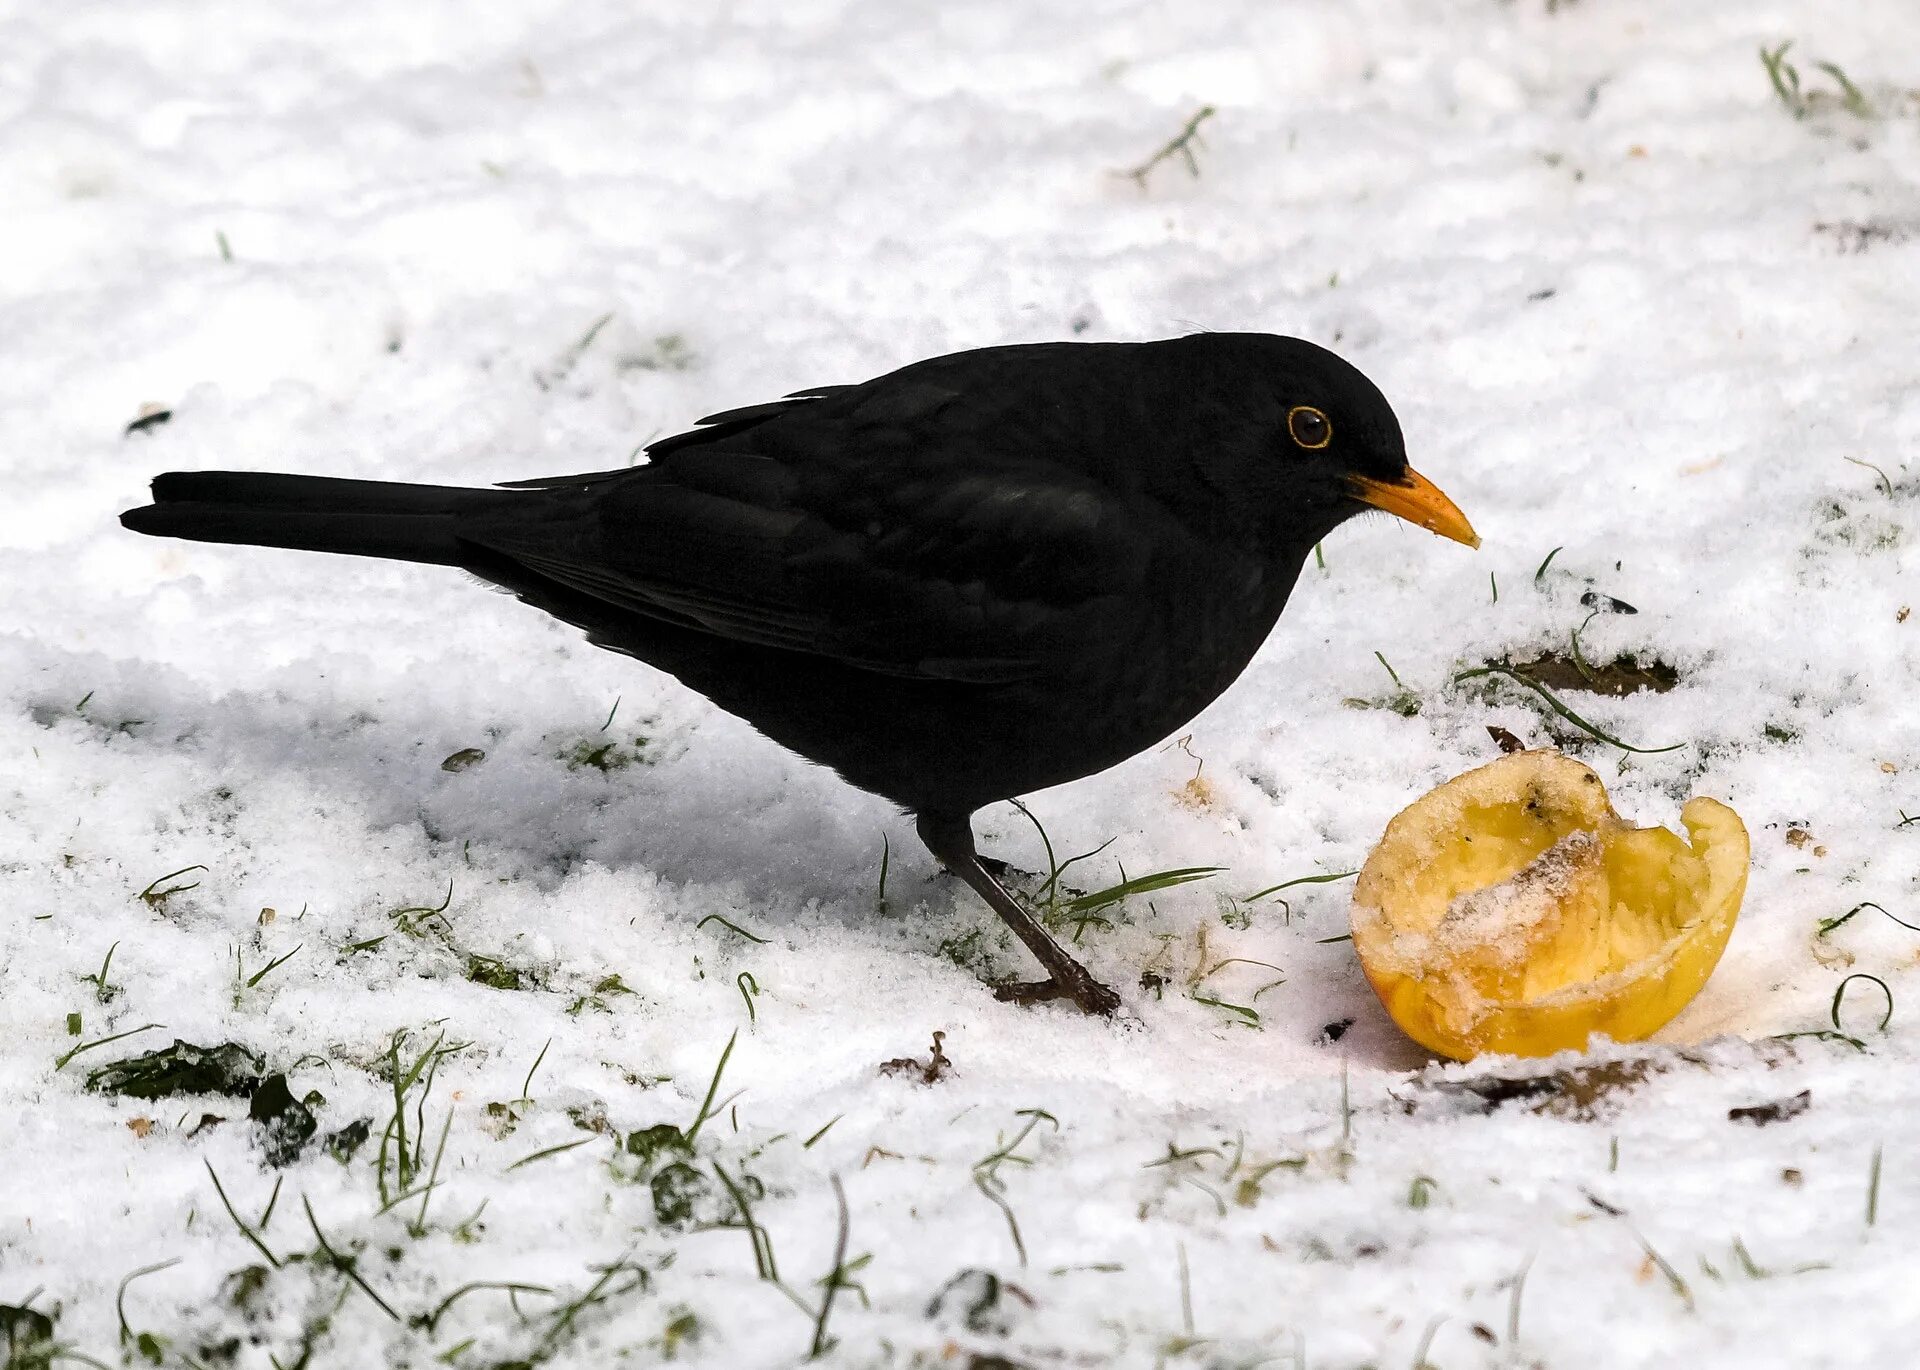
left=120, top=471, right=513, bottom=567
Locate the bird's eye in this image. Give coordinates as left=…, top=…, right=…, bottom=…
left=1287, top=405, right=1332, bottom=450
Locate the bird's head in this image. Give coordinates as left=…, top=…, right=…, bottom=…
left=1176, top=333, right=1479, bottom=557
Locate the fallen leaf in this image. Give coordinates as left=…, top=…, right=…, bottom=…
left=1174, top=774, right=1216, bottom=811
left=1486, top=725, right=1527, bottom=754
left=1728, top=1090, right=1811, bottom=1126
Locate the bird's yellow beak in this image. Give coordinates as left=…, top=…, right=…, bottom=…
left=1349, top=467, right=1480, bottom=548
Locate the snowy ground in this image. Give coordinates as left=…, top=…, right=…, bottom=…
left=5, top=1, right=1920, bottom=1365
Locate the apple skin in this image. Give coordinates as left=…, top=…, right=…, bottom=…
left=1351, top=752, right=1750, bottom=1062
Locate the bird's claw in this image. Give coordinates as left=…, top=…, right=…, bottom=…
left=992, top=974, right=1122, bottom=1017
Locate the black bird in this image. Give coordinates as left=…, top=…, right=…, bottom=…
left=121, top=333, right=1476, bottom=1015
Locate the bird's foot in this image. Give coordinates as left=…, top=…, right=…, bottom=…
left=991, top=972, right=1122, bottom=1017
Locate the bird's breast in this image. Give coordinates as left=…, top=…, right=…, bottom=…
left=1041, top=564, right=1292, bottom=761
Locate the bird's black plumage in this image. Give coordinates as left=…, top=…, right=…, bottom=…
left=122, top=332, right=1475, bottom=1014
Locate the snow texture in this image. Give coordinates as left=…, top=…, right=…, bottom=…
left=4, top=1, right=1920, bottom=1366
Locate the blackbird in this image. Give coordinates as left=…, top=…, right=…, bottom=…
left=121, top=332, right=1476, bottom=1015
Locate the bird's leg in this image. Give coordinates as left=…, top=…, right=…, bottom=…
left=916, top=812, right=1122, bottom=1017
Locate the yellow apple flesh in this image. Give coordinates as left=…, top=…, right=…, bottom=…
left=1350, top=750, right=1749, bottom=1061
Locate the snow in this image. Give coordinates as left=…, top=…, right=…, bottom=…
left=4, top=0, right=1920, bottom=1365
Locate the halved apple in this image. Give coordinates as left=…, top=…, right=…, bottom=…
left=1350, top=750, right=1749, bottom=1060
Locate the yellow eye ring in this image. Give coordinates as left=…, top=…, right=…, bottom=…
left=1288, top=405, right=1332, bottom=450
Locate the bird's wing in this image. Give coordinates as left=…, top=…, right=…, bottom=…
left=495, top=386, right=859, bottom=489
left=461, top=367, right=1196, bottom=684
